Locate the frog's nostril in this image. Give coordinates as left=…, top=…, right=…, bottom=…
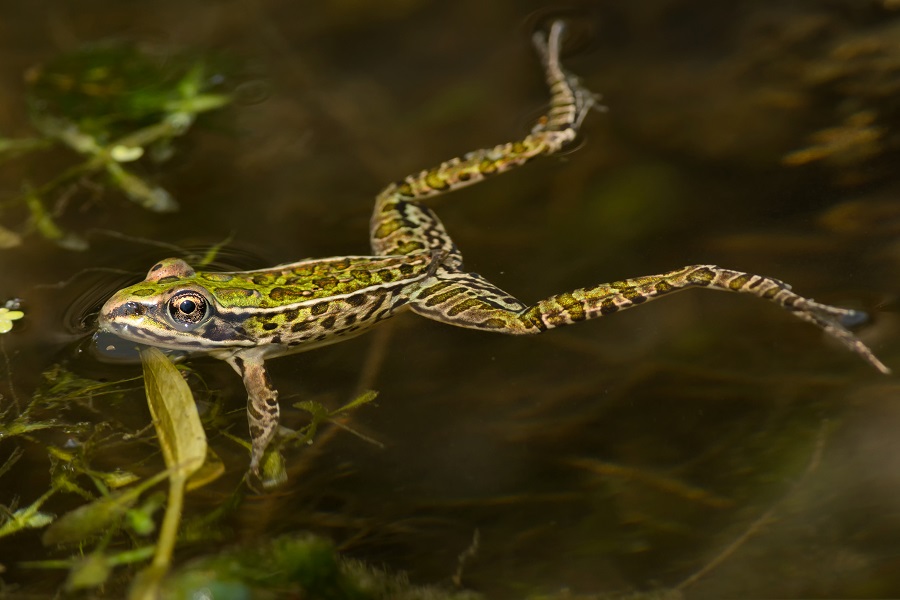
left=120, top=302, right=145, bottom=318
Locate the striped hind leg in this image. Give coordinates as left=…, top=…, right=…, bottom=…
left=369, top=20, right=600, bottom=264
left=408, top=266, right=889, bottom=374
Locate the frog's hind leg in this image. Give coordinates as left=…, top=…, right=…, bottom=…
left=409, top=266, right=889, bottom=374
left=370, top=20, right=600, bottom=265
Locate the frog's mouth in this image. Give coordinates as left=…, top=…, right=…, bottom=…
left=98, top=313, right=176, bottom=347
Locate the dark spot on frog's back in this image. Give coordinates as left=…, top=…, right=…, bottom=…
left=216, top=288, right=260, bottom=305
left=201, top=272, right=234, bottom=283
left=399, top=263, right=414, bottom=275
left=262, top=322, right=278, bottom=331
left=320, top=315, right=336, bottom=329
left=311, top=301, right=329, bottom=315
left=314, top=276, right=338, bottom=290
left=270, top=287, right=307, bottom=302
left=351, top=269, right=371, bottom=283
left=157, top=276, right=181, bottom=284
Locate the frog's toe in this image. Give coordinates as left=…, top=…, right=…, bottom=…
left=838, top=308, right=870, bottom=329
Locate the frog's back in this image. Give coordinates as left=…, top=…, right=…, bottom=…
left=99, top=253, right=436, bottom=360
left=212, top=253, right=435, bottom=356
left=210, top=254, right=434, bottom=308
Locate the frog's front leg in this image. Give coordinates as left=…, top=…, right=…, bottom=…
left=408, top=268, right=889, bottom=374
left=226, top=354, right=280, bottom=475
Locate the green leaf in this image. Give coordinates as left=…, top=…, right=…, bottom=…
left=0, top=223, right=21, bottom=249
left=332, top=389, right=379, bottom=415
left=42, top=487, right=141, bottom=546
left=64, top=553, right=111, bottom=591
left=133, top=347, right=209, bottom=599
left=23, top=189, right=88, bottom=250
left=0, top=489, right=56, bottom=539
left=141, top=347, right=206, bottom=480
left=185, top=448, right=224, bottom=491
left=126, top=491, right=166, bottom=536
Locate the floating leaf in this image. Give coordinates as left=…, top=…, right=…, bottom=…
left=0, top=307, right=24, bottom=334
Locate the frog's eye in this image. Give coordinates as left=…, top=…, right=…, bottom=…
left=167, top=291, right=210, bottom=330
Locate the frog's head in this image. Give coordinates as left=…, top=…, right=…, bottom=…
left=99, top=258, right=252, bottom=352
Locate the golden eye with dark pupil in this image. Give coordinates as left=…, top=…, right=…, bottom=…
left=168, top=292, right=208, bottom=327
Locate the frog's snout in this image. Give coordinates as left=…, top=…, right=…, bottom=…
left=99, top=300, right=146, bottom=327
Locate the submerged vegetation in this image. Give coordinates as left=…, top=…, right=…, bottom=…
left=0, top=42, right=231, bottom=250
left=1, top=345, right=382, bottom=596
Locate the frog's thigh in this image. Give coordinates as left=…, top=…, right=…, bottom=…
left=408, top=273, right=534, bottom=333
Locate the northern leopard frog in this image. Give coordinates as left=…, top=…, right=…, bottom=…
left=99, top=22, right=889, bottom=479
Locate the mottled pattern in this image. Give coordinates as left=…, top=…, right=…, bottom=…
left=116, top=255, right=431, bottom=309
left=99, top=21, right=888, bottom=483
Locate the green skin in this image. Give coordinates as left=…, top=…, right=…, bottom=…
left=99, top=22, right=889, bottom=479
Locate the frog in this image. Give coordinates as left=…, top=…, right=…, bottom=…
left=99, top=21, right=889, bottom=480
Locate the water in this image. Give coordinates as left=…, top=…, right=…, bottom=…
left=1, top=1, right=899, bottom=598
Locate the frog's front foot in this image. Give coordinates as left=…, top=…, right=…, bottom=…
left=226, top=354, right=283, bottom=485
left=246, top=450, right=287, bottom=491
